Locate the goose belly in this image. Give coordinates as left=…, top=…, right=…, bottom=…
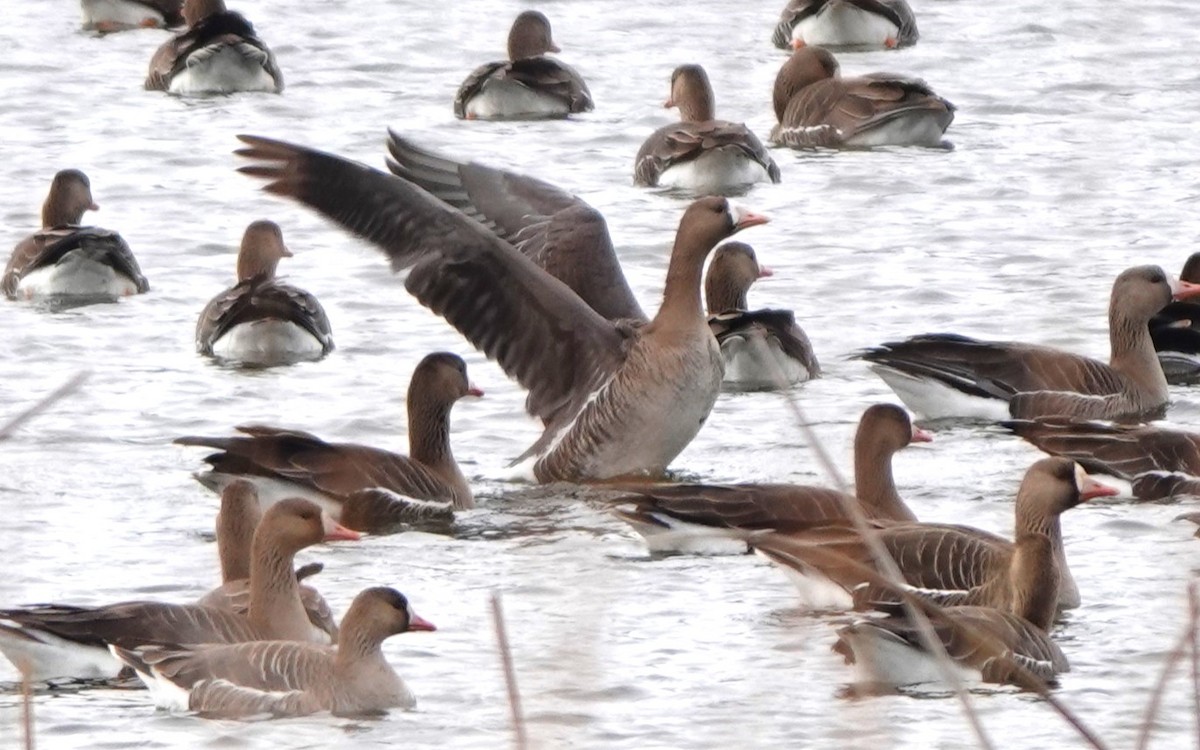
left=16, top=255, right=139, bottom=300
left=199, top=473, right=344, bottom=521
left=844, top=112, right=950, bottom=148
left=81, top=0, right=166, bottom=29
left=836, top=623, right=980, bottom=686
left=620, top=513, right=751, bottom=556
left=168, top=44, right=279, bottom=95
left=720, top=333, right=810, bottom=390
left=462, top=80, right=570, bottom=120
left=0, top=626, right=123, bottom=682
left=209, top=320, right=327, bottom=366
left=870, top=365, right=1012, bottom=421
left=657, top=148, right=772, bottom=195
left=756, top=551, right=854, bottom=610
left=793, top=3, right=899, bottom=48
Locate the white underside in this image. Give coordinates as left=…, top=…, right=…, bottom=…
left=464, top=81, right=570, bottom=119
left=840, top=625, right=980, bottom=686
left=794, top=4, right=900, bottom=47
left=116, top=655, right=193, bottom=711
left=0, top=626, right=123, bottom=682
left=16, top=256, right=139, bottom=300
left=81, top=0, right=165, bottom=28
left=755, top=551, right=854, bottom=610
left=168, top=44, right=278, bottom=95
left=658, top=149, right=772, bottom=195
left=201, top=473, right=344, bottom=521
left=621, top=514, right=751, bottom=556
left=843, top=114, right=948, bottom=148
left=210, top=320, right=326, bottom=366
left=870, top=365, right=1011, bottom=421
left=721, top=335, right=809, bottom=391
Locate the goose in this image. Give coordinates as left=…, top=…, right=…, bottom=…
left=454, top=10, right=593, bottom=120
left=634, top=64, right=780, bottom=194
left=705, top=241, right=819, bottom=389
left=177, top=352, right=481, bottom=518
left=195, top=220, right=334, bottom=366
left=857, top=266, right=1200, bottom=421
left=113, top=587, right=435, bottom=718
left=1150, top=252, right=1200, bottom=384
left=770, top=46, right=953, bottom=149
left=145, top=0, right=283, bottom=95
left=1004, top=418, right=1200, bottom=502
left=197, top=480, right=340, bottom=644
left=771, top=0, right=919, bottom=51
left=611, top=404, right=928, bottom=555
left=82, top=0, right=183, bottom=32
left=235, top=134, right=769, bottom=483
left=0, top=499, right=358, bottom=682
left=824, top=531, right=1069, bottom=688
left=751, top=458, right=1114, bottom=611
left=3, top=169, right=150, bottom=303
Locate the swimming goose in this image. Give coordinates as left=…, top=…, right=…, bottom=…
left=177, top=352, right=481, bottom=518
left=145, top=0, right=283, bottom=95
left=857, top=266, right=1200, bottom=421
left=826, top=532, right=1069, bottom=688
left=1004, top=418, right=1200, bottom=502
left=235, top=134, right=769, bottom=483
left=196, top=220, right=334, bottom=366
left=454, top=10, right=593, bottom=120
left=3, top=169, right=150, bottom=303
left=82, top=0, right=183, bottom=32
left=0, top=499, right=358, bottom=682
left=1150, top=252, right=1200, bottom=384
left=770, top=46, right=953, bottom=149
left=611, top=404, right=928, bottom=555
left=113, top=587, right=435, bottom=718
left=771, top=0, right=919, bottom=51
left=752, top=458, right=1114, bottom=611
left=705, top=242, right=819, bottom=389
left=197, top=481, right=340, bottom=644
left=634, top=64, right=780, bottom=194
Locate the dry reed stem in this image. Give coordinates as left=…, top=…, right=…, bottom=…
left=0, top=372, right=88, bottom=442
left=1191, top=583, right=1200, bottom=750
left=491, top=591, right=529, bottom=750
left=21, top=670, right=33, bottom=750
left=1137, top=579, right=1200, bottom=750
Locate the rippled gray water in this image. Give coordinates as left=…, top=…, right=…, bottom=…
left=3, top=0, right=1200, bottom=747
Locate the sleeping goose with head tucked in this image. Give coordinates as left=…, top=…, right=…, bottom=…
left=234, top=134, right=768, bottom=483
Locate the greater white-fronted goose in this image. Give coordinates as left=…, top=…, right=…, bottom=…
left=1004, top=417, right=1200, bottom=502
left=3, top=169, right=150, bottom=303
left=235, top=134, right=769, bottom=483
left=82, top=0, right=183, bottom=32
left=454, top=10, right=593, bottom=120
left=634, top=64, right=780, bottom=194
left=705, top=242, right=819, bottom=390
left=1150, top=252, right=1200, bottom=384
left=751, top=458, right=1114, bottom=611
left=113, top=587, right=435, bottom=718
left=177, top=352, right=481, bottom=518
left=197, top=480, right=340, bottom=644
left=771, top=0, right=919, bottom=51
left=611, top=404, right=929, bottom=554
left=857, top=266, right=1200, bottom=421
left=769, top=46, right=953, bottom=149
left=0, top=499, right=358, bottom=682
left=145, top=0, right=283, bottom=95
left=195, top=220, right=334, bottom=366
left=827, top=533, right=1068, bottom=688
